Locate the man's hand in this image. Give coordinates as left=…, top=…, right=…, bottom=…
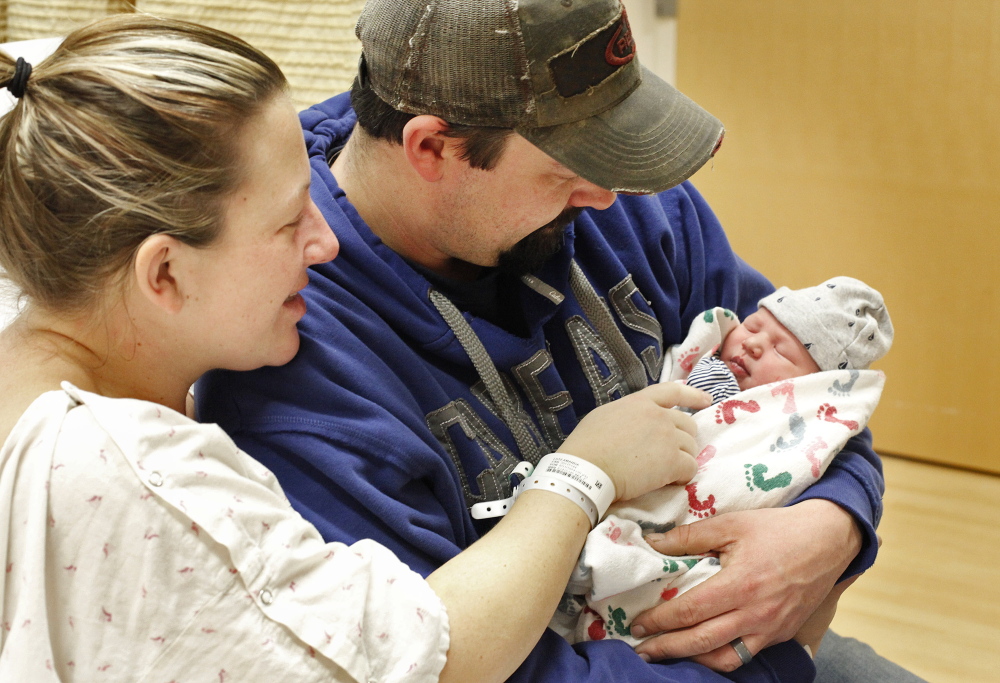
left=629, top=499, right=862, bottom=671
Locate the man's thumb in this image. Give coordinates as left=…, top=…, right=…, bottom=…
left=644, top=518, right=721, bottom=556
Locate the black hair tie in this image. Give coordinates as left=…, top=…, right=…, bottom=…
left=4, top=57, right=33, bottom=99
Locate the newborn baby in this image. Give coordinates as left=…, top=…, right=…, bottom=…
left=557, top=276, right=893, bottom=646
left=686, top=276, right=891, bottom=402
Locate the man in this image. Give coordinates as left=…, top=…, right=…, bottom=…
left=198, top=1, right=923, bottom=680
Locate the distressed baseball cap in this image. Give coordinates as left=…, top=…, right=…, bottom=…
left=356, top=0, right=724, bottom=194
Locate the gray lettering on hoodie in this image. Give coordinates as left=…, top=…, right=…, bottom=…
left=565, top=315, right=629, bottom=406
left=608, top=275, right=664, bottom=381
left=426, top=399, right=522, bottom=507
left=511, top=349, right=573, bottom=452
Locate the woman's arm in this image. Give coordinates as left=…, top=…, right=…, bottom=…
left=430, top=382, right=710, bottom=683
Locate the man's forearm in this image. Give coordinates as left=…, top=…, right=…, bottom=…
left=790, top=430, right=883, bottom=578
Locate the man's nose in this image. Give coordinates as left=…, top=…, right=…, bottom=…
left=567, top=179, right=617, bottom=211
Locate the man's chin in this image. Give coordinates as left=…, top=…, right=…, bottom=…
left=497, top=208, right=582, bottom=276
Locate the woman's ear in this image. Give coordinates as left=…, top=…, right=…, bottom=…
left=133, top=234, right=185, bottom=314
left=401, top=115, right=456, bottom=182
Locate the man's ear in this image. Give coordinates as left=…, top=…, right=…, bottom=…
left=133, top=234, right=185, bottom=314
left=401, top=115, right=458, bottom=182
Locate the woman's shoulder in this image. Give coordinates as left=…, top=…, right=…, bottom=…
left=2, top=381, right=214, bottom=452
left=0, top=384, right=329, bottom=679
left=0, top=328, right=70, bottom=444
left=3, top=382, right=283, bottom=503
left=1, top=382, right=83, bottom=462
left=60, top=384, right=268, bottom=469
left=2, top=383, right=450, bottom=683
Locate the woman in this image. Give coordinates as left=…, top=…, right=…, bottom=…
left=0, top=14, right=735, bottom=682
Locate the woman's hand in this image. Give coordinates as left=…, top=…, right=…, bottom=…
left=558, top=382, right=712, bottom=502
left=430, top=383, right=710, bottom=683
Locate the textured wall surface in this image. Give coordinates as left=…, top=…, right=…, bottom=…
left=1, top=0, right=365, bottom=109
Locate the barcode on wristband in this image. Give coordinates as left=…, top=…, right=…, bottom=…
left=543, top=462, right=604, bottom=492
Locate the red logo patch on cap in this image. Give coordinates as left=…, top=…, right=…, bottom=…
left=549, top=6, right=640, bottom=98
left=605, top=8, right=636, bottom=66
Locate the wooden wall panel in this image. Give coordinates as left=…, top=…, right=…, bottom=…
left=676, top=0, right=1000, bottom=473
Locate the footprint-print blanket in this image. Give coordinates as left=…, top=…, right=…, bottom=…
left=558, top=308, right=886, bottom=644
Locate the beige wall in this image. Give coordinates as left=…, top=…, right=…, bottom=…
left=674, top=0, right=1000, bottom=473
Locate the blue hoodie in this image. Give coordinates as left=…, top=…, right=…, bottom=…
left=197, top=92, right=883, bottom=683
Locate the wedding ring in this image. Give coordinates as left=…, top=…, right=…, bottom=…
left=730, top=637, right=753, bottom=666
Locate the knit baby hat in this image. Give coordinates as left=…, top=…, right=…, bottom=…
left=757, top=276, right=893, bottom=371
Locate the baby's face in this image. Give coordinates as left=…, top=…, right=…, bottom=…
left=720, top=307, right=820, bottom=390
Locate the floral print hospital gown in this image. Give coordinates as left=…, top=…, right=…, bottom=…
left=0, top=383, right=449, bottom=682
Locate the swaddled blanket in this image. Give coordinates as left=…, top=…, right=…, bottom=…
left=556, top=308, right=886, bottom=645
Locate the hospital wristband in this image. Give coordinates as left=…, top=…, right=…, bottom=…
left=533, top=453, right=616, bottom=523
left=467, top=455, right=616, bottom=529
left=469, top=461, right=533, bottom=520
left=519, top=474, right=599, bottom=528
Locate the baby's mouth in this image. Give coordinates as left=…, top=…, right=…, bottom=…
left=729, top=355, right=749, bottom=377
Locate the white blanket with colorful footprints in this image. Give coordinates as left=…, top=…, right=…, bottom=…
left=562, top=308, right=886, bottom=645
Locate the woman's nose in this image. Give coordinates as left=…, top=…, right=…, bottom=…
left=302, top=201, right=339, bottom=265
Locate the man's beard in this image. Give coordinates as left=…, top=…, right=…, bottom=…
left=496, top=207, right=583, bottom=276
